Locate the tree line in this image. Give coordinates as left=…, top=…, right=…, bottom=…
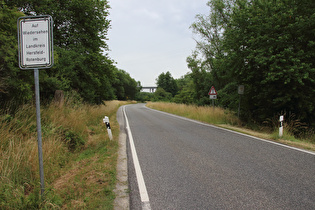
left=2, top=0, right=315, bottom=128
left=0, top=0, right=139, bottom=111
left=146, top=0, right=315, bottom=128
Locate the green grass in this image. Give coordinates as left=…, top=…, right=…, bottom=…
left=0, top=99, right=134, bottom=209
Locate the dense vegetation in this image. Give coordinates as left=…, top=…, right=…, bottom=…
left=0, top=98, right=128, bottom=208
left=149, top=0, right=315, bottom=129
left=0, top=0, right=139, bottom=110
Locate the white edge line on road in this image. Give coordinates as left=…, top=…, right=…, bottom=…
left=123, top=106, right=152, bottom=210
left=145, top=105, right=315, bottom=156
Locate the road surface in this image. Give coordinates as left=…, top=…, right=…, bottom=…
left=118, top=103, right=315, bottom=209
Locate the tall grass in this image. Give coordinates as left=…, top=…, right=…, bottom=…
left=147, top=102, right=240, bottom=125
left=147, top=102, right=315, bottom=151
left=0, top=98, right=132, bottom=208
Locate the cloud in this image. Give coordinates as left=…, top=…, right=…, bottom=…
left=134, top=8, right=163, bottom=22
left=107, top=0, right=209, bottom=86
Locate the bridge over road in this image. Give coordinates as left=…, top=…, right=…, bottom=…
left=140, top=86, right=157, bottom=93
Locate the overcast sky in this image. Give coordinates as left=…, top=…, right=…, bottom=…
left=107, top=0, right=209, bottom=86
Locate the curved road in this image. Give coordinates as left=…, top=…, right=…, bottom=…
left=118, top=103, right=315, bottom=209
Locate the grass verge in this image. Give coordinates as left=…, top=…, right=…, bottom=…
left=0, top=99, right=134, bottom=209
left=146, top=102, right=315, bottom=152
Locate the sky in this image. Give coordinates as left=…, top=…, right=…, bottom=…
left=107, top=0, right=209, bottom=87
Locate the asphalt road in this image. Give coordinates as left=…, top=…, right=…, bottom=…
left=119, top=103, right=315, bottom=210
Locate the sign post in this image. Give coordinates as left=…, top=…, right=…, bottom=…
left=238, top=85, right=244, bottom=118
left=18, top=15, right=54, bottom=197
left=208, top=86, right=217, bottom=111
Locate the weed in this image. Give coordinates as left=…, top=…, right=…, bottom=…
left=147, top=102, right=315, bottom=151
left=146, top=102, right=240, bottom=125
left=0, top=100, right=133, bottom=208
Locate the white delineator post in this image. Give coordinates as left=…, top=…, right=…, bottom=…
left=103, top=116, right=113, bottom=140
left=279, top=115, right=284, bottom=137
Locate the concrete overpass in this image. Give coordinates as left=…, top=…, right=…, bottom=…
left=141, top=86, right=158, bottom=93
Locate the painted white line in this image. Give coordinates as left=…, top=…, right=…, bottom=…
left=123, top=106, right=151, bottom=210
left=146, top=106, right=315, bottom=156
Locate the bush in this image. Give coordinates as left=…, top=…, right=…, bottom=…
left=63, top=128, right=85, bottom=151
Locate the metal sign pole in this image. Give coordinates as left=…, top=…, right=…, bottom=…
left=17, top=15, right=54, bottom=198
left=238, top=85, right=244, bottom=118
left=238, top=95, right=241, bottom=118
left=34, top=68, right=45, bottom=196
left=212, top=99, right=214, bottom=111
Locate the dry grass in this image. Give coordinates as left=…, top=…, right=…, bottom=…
left=147, top=102, right=315, bottom=152
left=0, top=100, right=134, bottom=208
left=147, top=101, right=240, bottom=125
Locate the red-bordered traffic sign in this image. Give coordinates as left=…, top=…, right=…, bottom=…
left=208, top=86, right=217, bottom=95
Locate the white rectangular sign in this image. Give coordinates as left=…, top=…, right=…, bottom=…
left=18, top=16, right=53, bottom=69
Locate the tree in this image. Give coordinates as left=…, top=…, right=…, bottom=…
left=173, top=74, right=195, bottom=104
left=189, top=0, right=238, bottom=107
left=4, top=0, right=116, bottom=104
left=112, top=69, right=139, bottom=100
left=5, top=0, right=110, bottom=52
left=156, top=71, right=178, bottom=97
left=186, top=53, right=212, bottom=105
left=153, top=87, right=172, bottom=102
left=0, top=1, right=33, bottom=110
left=223, top=0, right=315, bottom=122
left=190, top=0, right=315, bottom=125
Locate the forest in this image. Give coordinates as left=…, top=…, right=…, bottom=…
left=0, top=0, right=139, bottom=111
left=144, top=0, right=315, bottom=129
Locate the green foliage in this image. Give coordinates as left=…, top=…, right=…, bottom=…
left=1, top=0, right=139, bottom=107
left=0, top=1, right=33, bottom=110
left=186, top=53, right=212, bottom=105
left=173, top=74, right=195, bottom=104
left=62, top=128, right=85, bottom=151
left=156, top=71, right=178, bottom=96
left=188, top=0, right=315, bottom=126
left=136, top=92, right=154, bottom=102
left=153, top=87, right=173, bottom=102
left=223, top=0, right=315, bottom=123
left=112, top=69, right=139, bottom=100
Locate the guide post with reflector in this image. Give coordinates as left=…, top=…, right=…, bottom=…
left=279, top=115, right=284, bottom=137
left=103, top=116, right=113, bottom=140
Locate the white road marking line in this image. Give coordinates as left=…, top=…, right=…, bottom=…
left=123, top=106, right=152, bottom=210
left=146, top=106, right=315, bottom=156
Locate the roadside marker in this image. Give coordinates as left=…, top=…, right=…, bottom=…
left=103, top=116, right=113, bottom=140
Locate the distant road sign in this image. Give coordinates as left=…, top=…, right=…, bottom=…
left=238, top=85, right=244, bottom=95
left=18, top=15, right=53, bottom=69
left=210, top=95, right=217, bottom=99
left=208, top=86, right=217, bottom=95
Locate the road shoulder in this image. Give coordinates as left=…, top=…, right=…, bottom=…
left=114, top=106, right=129, bottom=210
